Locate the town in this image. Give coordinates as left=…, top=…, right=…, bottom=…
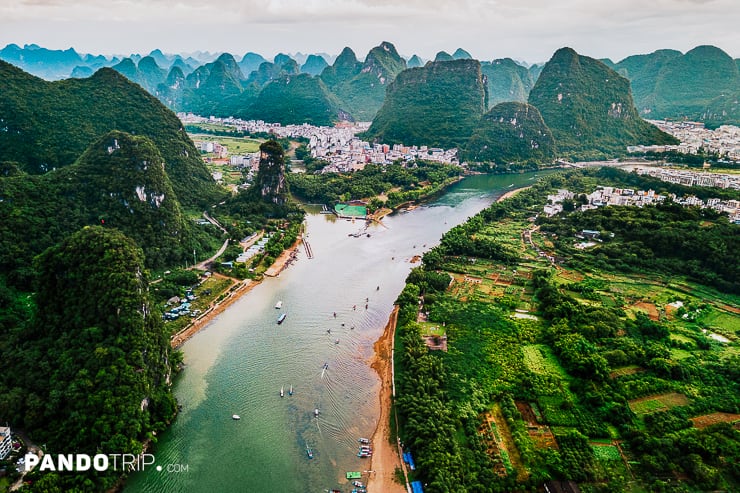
left=179, top=113, right=460, bottom=173
left=544, top=184, right=740, bottom=223
left=629, top=120, right=740, bottom=161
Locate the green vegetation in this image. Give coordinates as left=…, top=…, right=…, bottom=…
left=393, top=168, right=740, bottom=492
left=462, top=102, right=556, bottom=168
left=288, top=161, right=462, bottom=209
left=481, top=58, right=535, bottom=108
left=0, top=60, right=222, bottom=207
left=616, top=45, right=740, bottom=128
left=528, top=48, right=678, bottom=160
left=0, top=227, right=177, bottom=491
left=237, top=73, right=343, bottom=126
left=320, top=42, right=407, bottom=121
left=364, top=59, right=487, bottom=149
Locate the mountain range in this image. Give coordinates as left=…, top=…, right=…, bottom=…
left=4, top=42, right=739, bottom=129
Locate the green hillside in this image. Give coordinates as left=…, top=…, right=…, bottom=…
left=0, top=61, right=221, bottom=206
left=481, top=58, right=535, bottom=107
left=0, top=131, right=216, bottom=284
left=238, top=73, right=344, bottom=126
left=615, top=46, right=740, bottom=127
left=365, top=59, right=487, bottom=148
left=322, top=41, right=406, bottom=121
left=528, top=47, right=678, bottom=159
left=463, top=102, right=556, bottom=166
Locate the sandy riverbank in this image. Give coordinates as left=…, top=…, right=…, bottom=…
left=497, top=185, right=532, bottom=203
left=169, top=240, right=301, bottom=348
left=367, top=306, right=406, bottom=493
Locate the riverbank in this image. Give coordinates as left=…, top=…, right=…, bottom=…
left=367, top=306, right=406, bottom=493
left=169, top=239, right=301, bottom=348
left=496, top=185, right=532, bottom=203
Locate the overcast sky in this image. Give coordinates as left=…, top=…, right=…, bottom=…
left=1, top=0, right=738, bottom=64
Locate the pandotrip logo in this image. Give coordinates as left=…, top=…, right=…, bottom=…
left=24, top=453, right=189, bottom=473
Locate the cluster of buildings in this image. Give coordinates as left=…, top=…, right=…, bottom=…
left=632, top=166, right=740, bottom=190
left=0, top=425, right=12, bottom=460
left=178, top=113, right=460, bottom=173
left=628, top=120, right=740, bottom=161
left=544, top=186, right=740, bottom=223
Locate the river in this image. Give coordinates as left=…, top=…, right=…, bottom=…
left=125, top=171, right=544, bottom=493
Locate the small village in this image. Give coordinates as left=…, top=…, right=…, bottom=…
left=543, top=184, right=740, bottom=223
left=179, top=113, right=460, bottom=172
left=629, top=120, right=740, bottom=161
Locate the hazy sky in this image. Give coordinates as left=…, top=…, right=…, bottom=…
left=1, top=0, right=738, bottom=63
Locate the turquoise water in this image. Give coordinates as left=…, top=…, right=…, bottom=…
left=125, top=172, right=544, bottom=493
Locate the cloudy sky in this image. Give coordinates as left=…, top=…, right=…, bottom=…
left=0, top=0, right=738, bottom=63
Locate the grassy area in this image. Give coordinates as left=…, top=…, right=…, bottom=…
left=629, top=393, right=690, bottom=415
left=163, top=276, right=236, bottom=334
left=189, top=133, right=264, bottom=155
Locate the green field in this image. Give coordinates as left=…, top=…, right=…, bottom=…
left=189, top=133, right=263, bottom=155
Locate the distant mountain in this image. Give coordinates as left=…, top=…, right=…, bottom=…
left=529, top=64, right=544, bottom=82
left=301, top=54, right=329, bottom=75
left=156, top=66, right=186, bottom=109
left=274, top=53, right=296, bottom=66
left=463, top=102, right=556, bottom=165
left=0, top=43, right=84, bottom=79
left=481, top=58, right=535, bottom=107
left=147, top=48, right=173, bottom=69
left=137, top=56, right=168, bottom=92
left=170, top=57, right=194, bottom=76
left=237, top=73, right=345, bottom=126
left=615, top=45, right=740, bottom=127
left=364, top=59, right=487, bottom=148
left=407, top=55, right=424, bottom=68
left=239, top=52, right=268, bottom=76
left=0, top=61, right=220, bottom=207
left=181, top=53, right=248, bottom=115
left=434, top=51, right=454, bottom=62
left=321, top=41, right=406, bottom=121
left=70, top=65, right=94, bottom=78
left=320, top=47, right=362, bottom=88
left=246, top=58, right=299, bottom=86
left=528, top=47, right=678, bottom=159
left=452, top=48, right=472, bottom=60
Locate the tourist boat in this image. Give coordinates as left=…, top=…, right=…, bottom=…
left=288, top=385, right=293, bottom=396
left=358, top=438, right=370, bottom=444
left=335, top=339, right=340, bottom=344
left=280, top=386, right=284, bottom=397
left=275, top=300, right=282, bottom=309
left=306, top=446, right=313, bottom=459
left=323, top=362, right=329, bottom=370
left=314, top=408, right=320, bottom=417
left=232, top=414, right=241, bottom=420
left=277, top=313, right=286, bottom=324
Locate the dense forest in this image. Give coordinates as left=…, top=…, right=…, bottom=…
left=0, top=227, right=178, bottom=491
left=392, top=168, right=740, bottom=492
left=287, top=161, right=462, bottom=209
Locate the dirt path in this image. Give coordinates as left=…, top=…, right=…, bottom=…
left=367, top=306, right=406, bottom=493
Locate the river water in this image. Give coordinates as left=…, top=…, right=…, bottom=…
left=125, top=172, right=543, bottom=493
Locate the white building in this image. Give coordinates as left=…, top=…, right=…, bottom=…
left=0, top=426, right=12, bottom=459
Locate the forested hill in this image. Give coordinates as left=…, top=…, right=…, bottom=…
left=614, top=45, right=740, bottom=128
left=0, top=227, right=178, bottom=492
left=528, top=48, right=678, bottom=160
left=0, top=60, right=221, bottom=207
left=0, top=131, right=215, bottom=288
left=364, top=59, right=487, bottom=148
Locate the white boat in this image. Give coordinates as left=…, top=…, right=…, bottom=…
left=280, top=386, right=284, bottom=397
left=275, top=301, right=282, bottom=309
left=277, top=313, right=286, bottom=324
left=232, top=414, right=241, bottom=420
left=314, top=408, right=320, bottom=417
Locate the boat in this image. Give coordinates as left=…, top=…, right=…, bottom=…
left=280, top=386, right=284, bottom=397
left=335, top=339, right=340, bottom=344
left=323, top=362, right=329, bottom=370
left=358, top=438, right=370, bottom=444
left=314, top=408, right=320, bottom=417
left=508, top=183, right=515, bottom=187
left=306, top=446, right=313, bottom=459
left=275, top=300, right=283, bottom=309
left=288, top=385, right=293, bottom=396
left=232, top=414, right=241, bottom=420
left=352, top=481, right=365, bottom=488
left=277, top=313, right=286, bottom=324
